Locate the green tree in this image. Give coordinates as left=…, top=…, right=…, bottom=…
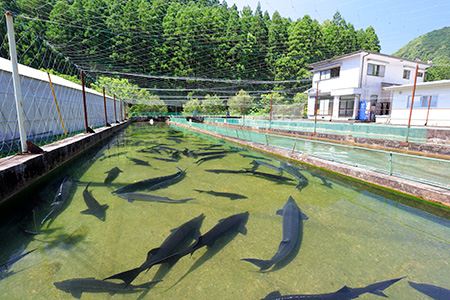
left=183, top=98, right=202, bottom=114
left=228, top=90, right=254, bottom=115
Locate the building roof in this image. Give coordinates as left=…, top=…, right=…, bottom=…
left=384, top=79, right=450, bottom=91
left=307, top=50, right=432, bottom=70
left=0, top=57, right=110, bottom=99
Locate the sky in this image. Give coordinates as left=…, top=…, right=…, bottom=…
left=223, top=0, right=450, bottom=55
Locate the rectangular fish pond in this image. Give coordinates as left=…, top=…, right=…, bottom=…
left=0, top=122, right=449, bottom=299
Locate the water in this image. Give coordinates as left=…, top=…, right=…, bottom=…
left=0, top=122, right=449, bottom=299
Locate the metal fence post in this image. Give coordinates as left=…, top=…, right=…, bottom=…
left=405, top=64, right=419, bottom=143
left=5, top=11, right=28, bottom=153
left=113, top=94, right=117, bottom=123
left=80, top=71, right=90, bottom=133
left=103, top=87, right=110, bottom=127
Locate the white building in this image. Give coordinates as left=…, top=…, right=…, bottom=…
left=384, top=79, right=450, bottom=126
left=306, top=50, right=431, bottom=121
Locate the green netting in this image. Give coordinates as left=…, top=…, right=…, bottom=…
left=205, top=118, right=428, bottom=143
left=173, top=118, right=450, bottom=189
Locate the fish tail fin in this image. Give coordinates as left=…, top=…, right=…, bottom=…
left=241, top=258, right=273, bottom=271
left=104, top=267, right=142, bottom=285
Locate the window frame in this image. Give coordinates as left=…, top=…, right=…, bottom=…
left=367, top=63, right=385, bottom=77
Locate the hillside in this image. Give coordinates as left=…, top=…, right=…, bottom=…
left=393, top=27, right=450, bottom=63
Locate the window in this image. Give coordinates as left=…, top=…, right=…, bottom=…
left=406, top=95, right=438, bottom=108
left=417, top=72, right=423, bottom=77
left=367, top=63, right=385, bottom=77
left=320, top=67, right=340, bottom=80
left=318, top=97, right=333, bottom=115
left=339, top=97, right=354, bottom=117
left=380, top=102, right=390, bottom=115
left=403, top=70, right=411, bottom=79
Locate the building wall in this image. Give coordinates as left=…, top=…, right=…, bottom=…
left=0, top=67, right=119, bottom=148
left=389, top=83, right=450, bottom=126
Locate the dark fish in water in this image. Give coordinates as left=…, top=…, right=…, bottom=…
left=239, top=153, right=271, bottom=161
left=104, top=167, right=123, bottom=186
left=194, top=189, right=247, bottom=200
left=127, top=157, right=150, bottom=166
left=41, top=176, right=73, bottom=224
left=116, top=193, right=195, bottom=204
left=408, top=281, right=450, bottom=300
left=104, top=214, right=205, bottom=285
left=182, top=148, right=197, bottom=158
left=99, top=151, right=127, bottom=161
left=112, top=167, right=184, bottom=194
left=158, top=212, right=249, bottom=266
left=242, top=196, right=307, bottom=271
left=311, top=173, right=332, bottom=189
left=205, top=169, right=248, bottom=174
left=196, top=155, right=226, bottom=165
left=54, top=277, right=161, bottom=299
left=262, top=277, right=405, bottom=300
left=166, top=137, right=182, bottom=143
left=81, top=183, right=108, bottom=221
left=249, top=160, right=283, bottom=173
left=195, top=150, right=236, bottom=157
left=0, top=249, right=36, bottom=274
left=279, top=162, right=309, bottom=191
left=250, top=171, right=295, bottom=182
left=147, top=167, right=186, bottom=191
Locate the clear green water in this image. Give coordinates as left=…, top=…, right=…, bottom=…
left=0, top=122, right=449, bottom=300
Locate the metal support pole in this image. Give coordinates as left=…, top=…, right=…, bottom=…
left=269, top=92, right=273, bottom=130
left=425, top=95, right=432, bottom=126
left=243, top=96, right=245, bottom=126
left=113, top=94, right=117, bottom=123
left=6, top=11, right=28, bottom=153
left=120, top=100, right=123, bottom=121
left=47, top=72, right=67, bottom=135
left=81, top=71, right=90, bottom=133
left=313, top=81, right=319, bottom=135
left=103, top=87, right=109, bottom=127
left=405, top=64, right=419, bottom=143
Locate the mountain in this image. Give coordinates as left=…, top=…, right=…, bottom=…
left=393, top=27, right=450, bottom=81
left=393, top=27, right=450, bottom=63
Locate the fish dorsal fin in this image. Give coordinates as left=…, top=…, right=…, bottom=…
left=369, top=290, right=388, bottom=297
left=336, top=286, right=351, bottom=294
left=147, top=248, right=160, bottom=259
left=276, top=209, right=284, bottom=216
left=264, top=291, right=282, bottom=299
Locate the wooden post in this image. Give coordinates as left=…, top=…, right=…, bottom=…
left=405, top=64, right=419, bottom=143
left=6, top=11, right=28, bottom=152
left=81, top=71, right=90, bottom=133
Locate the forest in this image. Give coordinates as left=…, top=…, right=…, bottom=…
left=0, top=0, right=381, bottom=114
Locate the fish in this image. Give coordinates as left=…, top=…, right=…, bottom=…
left=54, top=277, right=161, bottom=299
left=104, top=214, right=205, bottom=285
left=112, top=167, right=184, bottom=194
left=250, top=171, right=295, bottom=182
left=249, top=160, right=283, bottom=173
left=81, top=183, right=108, bottom=221
left=196, top=155, right=226, bottom=165
left=41, top=176, right=73, bottom=224
left=146, top=167, right=186, bottom=191
left=150, top=157, right=178, bottom=162
left=242, top=196, right=307, bottom=271
left=311, top=173, right=333, bottom=189
left=182, top=148, right=197, bottom=158
left=194, top=189, right=247, bottom=200
left=127, top=157, right=150, bottom=166
left=104, top=167, right=123, bottom=186
left=0, top=249, right=36, bottom=275
left=239, top=153, right=272, bottom=161
left=116, top=193, right=195, bottom=204
left=205, top=169, right=248, bottom=174
left=408, top=281, right=450, bottom=300
left=195, top=150, right=236, bottom=156
left=262, top=277, right=405, bottom=300
left=159, top=212, right=249, bottom=265
left=166, top=137, right=182, bottom=143
left=279, top=162, right=309, bottom=190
